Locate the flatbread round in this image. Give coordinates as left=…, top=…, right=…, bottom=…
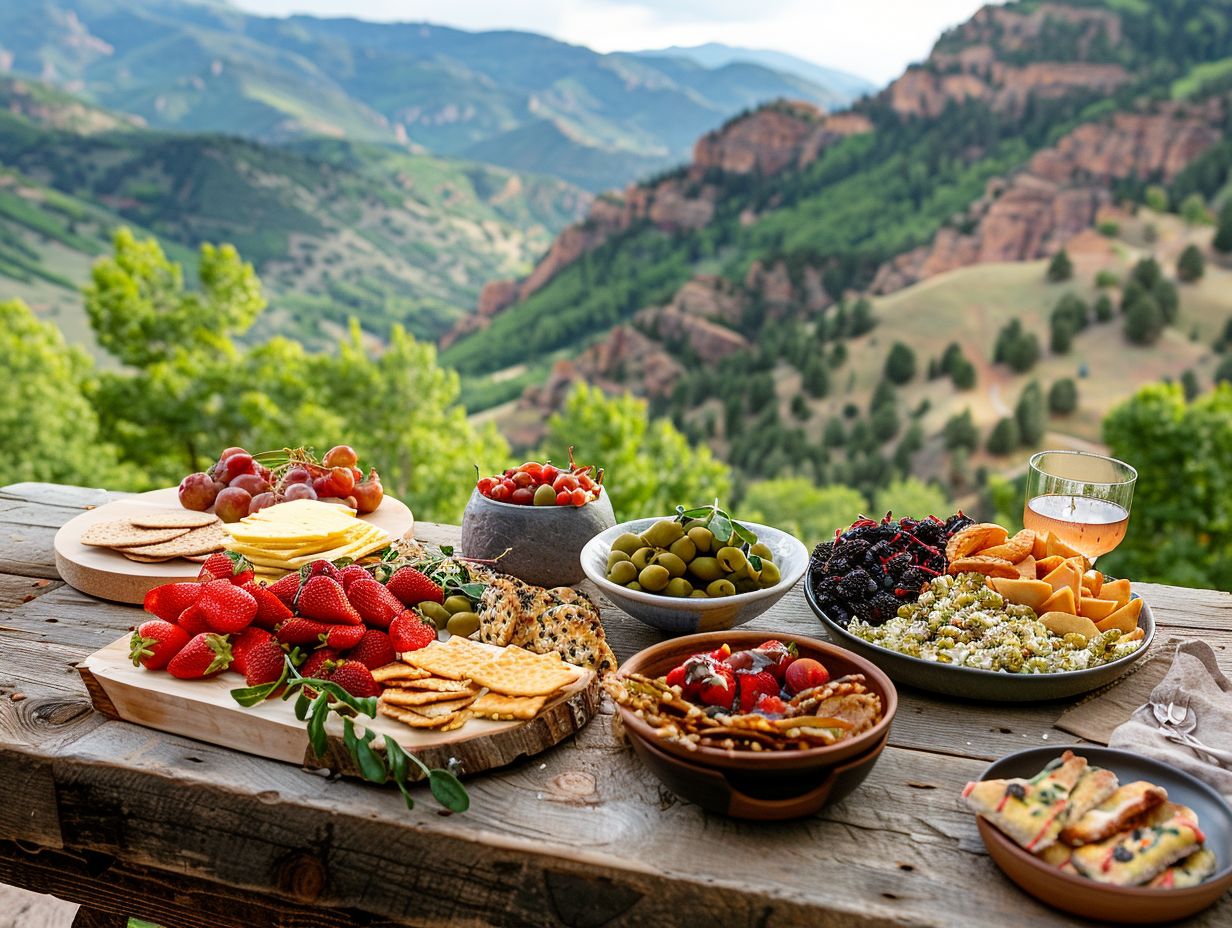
left=80, top=521, right=191, bottom=549
left=129, top=509, right=220, bottom=530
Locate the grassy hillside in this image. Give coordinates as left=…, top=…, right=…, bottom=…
left=0, top=0, right=868, bottom=191
left=0, top=77, right=587, bottom=353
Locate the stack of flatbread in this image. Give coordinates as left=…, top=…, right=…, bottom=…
left=80, top=509, right=225, bottom=563
left=375, top=637, right=584, bottom=732
left=963, top=750, right=1215, bottom=888
left=474, top=575, right=617, bottom=674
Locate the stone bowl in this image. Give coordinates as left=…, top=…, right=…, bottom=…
left=580, top=517, right=808, bottom=635
left=460, top=489, right=616, bottom=587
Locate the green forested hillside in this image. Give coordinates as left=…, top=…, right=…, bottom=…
left=0, top=0, right=869, bottom=191
left=0, top=77, right=586, bottom=351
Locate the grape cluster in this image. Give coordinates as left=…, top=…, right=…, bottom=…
left=808, top=512, right=973, bottom=627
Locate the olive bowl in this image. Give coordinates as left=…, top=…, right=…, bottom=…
left=580, top=517, right=808, bottom=635
left=460, top=489, right=615, bottom=587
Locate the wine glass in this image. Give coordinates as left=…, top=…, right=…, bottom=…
left=1022, top=451, right=1137, bottom=563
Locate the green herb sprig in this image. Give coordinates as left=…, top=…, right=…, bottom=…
left=674, top=500, right=764, bottom=571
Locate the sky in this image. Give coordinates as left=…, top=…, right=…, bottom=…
left=233, top=0, right=992, bottom=85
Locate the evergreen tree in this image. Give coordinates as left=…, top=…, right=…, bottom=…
left=871, top=403, right=900, bottom=442
left=870, top=378, right=897, bottom=412
left=943, top=409, right=979, bottom=452
left=802, top=356, right=830, bottom=398
left=893, top=424, right=924, bottom=473
left=1005, top=330, right=1041, bottom=373
left=950, top=358, right=977, bottom=390
left=1051, top=316, right=1075, bottom=354
left=1177, top=244, right=1206, bottom=283
left=1181, top=370, right=1201, bottom=401
left=1047, top=249, right=1074, bottom=282
left=790, top=394, right=810, bottom=421
left=1125, top=293, right=1165, bottom=345
left=1094, top=293, right=1114, bottom=322
left=849, top=298, right=876, bottom=336
left=823, top=417, right=846, bottom=448
left=884, top=342, right=916, bottom=385
left=1179, top=193, right=1209, bottom=226
left=986, top=417, right=1021, bottom=455
left=1048, top=379, right=1079, bottom=415
left=1015, top=381, right=1046, bottom=445
left=1215, top=200, right=1232, bottom=254
left=1216, top=356, right=1232, bottom=386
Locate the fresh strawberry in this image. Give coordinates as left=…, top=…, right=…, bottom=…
left=143, top=582, right=202, bottom=623
left=197, top=552, right=234, bottom=583
left=386, top=567, right=444, bottom=606
left=166, top=632, right=232, bottom=679
left=242, top=581, right=294, bottom=629
left=229, top=626, right=273, bottom=677
left=296, top=576, right=361, bottom=625
left=176, top=602, right=211, bottom=635
left=754, top=639, right=798, bottom=681
left=275, top=616, right=334, bottom=646
left=336, top=564, right=370, bottom=590
left=323, top=659, right=380, bottom=698
left=266, top=572, right=302, bottom=606
left=667, top=653, right=723, bottom=699
left=346, top=628, right=396, bottom=669
left=198, top=578, right=257, bottom=634
left=737, top=670, right=780, bottom=711
left=389, top=610, right=437, bottom=653
left=230, top=566, right=255, bottom=587
left=302, top=559, right=341, bottom=582
left=695, top=662, right=737, bottom=710
left=300, top=648, right=340, bottom=680
left=754, top=693, right=789, bottom=715
left=345, top=578, right=403, bottom=629
left=129, top=620, right=190, bottom=670
left=323, top=624, right=365, bottom=650
left=243, top=639, right=287, bottom=687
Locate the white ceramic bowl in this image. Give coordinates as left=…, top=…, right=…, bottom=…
left=581, top=517, right=809, bottom=635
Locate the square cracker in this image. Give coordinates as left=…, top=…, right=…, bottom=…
left=401, top=641, right=488, bottom=680
left=371, top=662, right=431, bottom=683
left=469, top=647, right=578, bottom=697
left=379, top=703, right=471, bottom=731
left=380, top=687, right=479, bottom=707
left=389, top=677, right=475, bottom=693
left=471, top=692, right=549, bottom=720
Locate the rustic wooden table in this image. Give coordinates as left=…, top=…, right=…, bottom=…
left=1, top=482, right=1229, bottom=928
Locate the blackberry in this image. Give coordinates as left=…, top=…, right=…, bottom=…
left=945, top=512, right=974, bottom=536
left=899, top=567, right=929, bottom=592
left=914, top=520, right=945, bottom=547
left=840, top=538, right=871, bottom=558
left=861, top=592, right=903, bottom=625
left=838, top=569, right=875, bottom=602
left=885, top=553, right=913, bottom=577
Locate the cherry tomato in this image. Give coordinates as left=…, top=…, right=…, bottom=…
left=517, top=462, right=544, bottom=480
left=570, top=488, right=588, bottom=507
left=511, top=472, right=534, bottom=489
left=553, top=474, right=578, bottom=493
left=541, top=464, right=559, bottom=484
left=510, top=487, right=534, bottom=506
left=490, top=483, right=511, bottom=502
left=577, top=473, right=594, bottom=491
left=477, top=476, right=497, bottom=495
left=555, top=491, right=571, bottom=506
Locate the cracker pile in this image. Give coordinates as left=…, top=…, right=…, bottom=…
left=223, top=499, right=391, bottom=578
left=375, top=637, right=582, bottom=731
left=475, top=576, right=617, bottom=674
left=80, top=509, right=225, bottom=563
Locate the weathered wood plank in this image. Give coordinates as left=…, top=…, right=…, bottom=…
left=0, top=575, right=61, bottom=611
left=0, top=484, right=119, bottom=510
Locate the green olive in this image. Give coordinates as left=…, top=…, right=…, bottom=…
left=533, top=483, right=557, bottom=506
left=665, top=577, right=693, bottom=597
left=687, top=526, right=714, bottom=554
left=688, top=556, right=723, bottom=582
left=631, top=546, right=657, bottom=570
left=607, top=561, right=638, bottom=585
left=689, top=590, right=709, bottom=598
left=607, top=549, right=632, bottom=569
left=639, top=564, right=670, bottom=592
left=626, top=582, right=643, bottom=592
left=683, top=518, right=709, bottom=532
left=419, top=601, right=451, bottom=628
left=643, top=519, right=685, bottom=548
left=654, top=552, right=687, bottom=578
left=716, top=546, right=747, bottom=573
left=735, top=578, right=759, bottom=594
left=446, top=611, right=481, bottom=637
left=742, top=560, right=761, bottom=582
left=443, top=595, right=473, bottom=615
left=758, top=560, right=782, bottom=587
left=669, top=536, right=696, bottom=562
left=749, top=542, right=773, bottom=561
left=612, top=532, right=645, bottom=555
left=706, top=578, right=736, bottom=597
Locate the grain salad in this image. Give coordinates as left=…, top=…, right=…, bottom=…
left=848, top=573, right=1144, bottom=673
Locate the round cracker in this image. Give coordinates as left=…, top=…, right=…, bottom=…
left=122, top=552, right=177, bottom=563
left=80, top=521, right=191, bottom=549
left=129, top=509, right=220, bottom=530
left=121, top=522, right=227, bottom=558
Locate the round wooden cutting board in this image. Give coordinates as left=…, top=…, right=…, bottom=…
left=55, top=487, right=415, bottom=605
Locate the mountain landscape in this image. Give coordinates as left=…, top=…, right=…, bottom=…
left=444, top=0, right=1232, bottom=509
left=0, top=0, right=870, bottom=191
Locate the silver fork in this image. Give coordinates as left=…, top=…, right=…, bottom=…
left=1152, top=701, right=1232, bottom=768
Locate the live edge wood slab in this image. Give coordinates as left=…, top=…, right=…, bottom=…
left=1, top=481, right=1230, bottom=928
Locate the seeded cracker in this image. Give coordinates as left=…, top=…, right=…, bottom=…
left=128, top=510, right=221, bottom=530
left=80, top=521, right=192, bottom=549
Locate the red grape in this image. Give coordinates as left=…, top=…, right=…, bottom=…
left=489, top=483, right=511, bottom=502
left=229, top=474, right=270, bottom=496
left=352, top=469, right=383, bottom=514
left=248, top=492, right=276, bottom=514
left=510, top=487, right=534, bottom=506
left=285, top=466, right=312, bottom=485
left=511, top=471, right=534, bottom=489
left=215, top=486, right=252, bottom=523
left=312, top=476, right=331, bottom=497
left=284, top=483, right=318, bottom=502
left=178, top=473, right=218, bottom=511
left=517, top=462, right=543, bottom=480
left=327, top=466, right=355, bottom=495
left=323, top=445, right=358, bottom=469
left=220, top=447, right=247, bottom=459
left=217, top=452, right=255, bottom=483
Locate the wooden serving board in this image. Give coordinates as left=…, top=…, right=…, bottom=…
left=78, top=634, right=601, bottom=782
left=54, top=487, right=415, bottom=604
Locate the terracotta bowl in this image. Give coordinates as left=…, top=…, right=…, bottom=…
left=460, top=489, right=615, bottom=587
left=974, top=746, right=1232, bottom=923
left=616, top=630, right=897, bottom=774
left=581, top=518, right=808, bottom=634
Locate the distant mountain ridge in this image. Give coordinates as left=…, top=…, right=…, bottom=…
left=0, top=0, right=869, bottom=190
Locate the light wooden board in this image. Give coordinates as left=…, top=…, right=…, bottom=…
left=78, top=633, right=600, bottom=781
left=53, top=487, right=414, bottom=604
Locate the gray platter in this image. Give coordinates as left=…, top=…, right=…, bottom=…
left=803, top=579, right=1155, bottom=702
